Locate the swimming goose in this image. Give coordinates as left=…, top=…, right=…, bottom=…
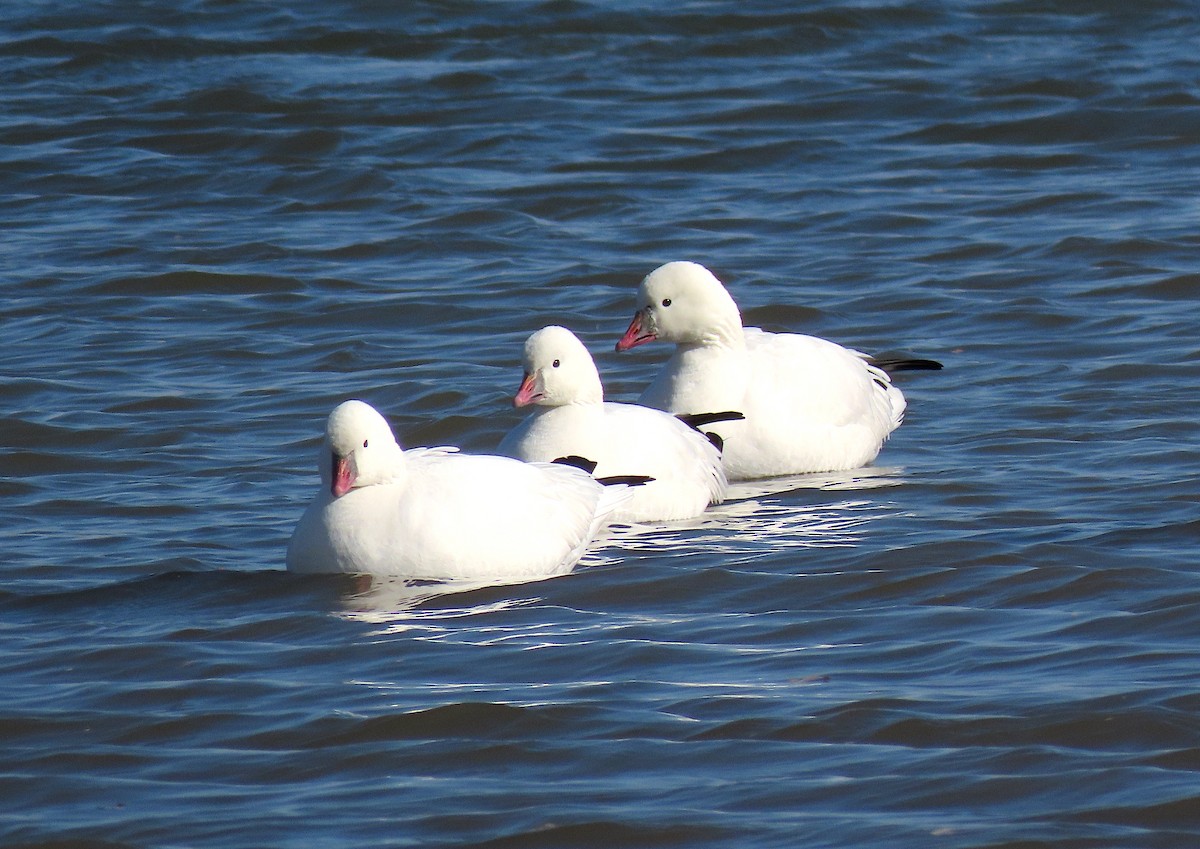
left=615, top=261, right=940, bottom=480
left=287, top=399, right=629, bottom=580
left=498, top=325, right=735, bottom=522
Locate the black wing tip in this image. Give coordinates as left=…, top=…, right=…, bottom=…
left=676, top=410, right=746, bottom=429
left=596, top=474, right=655, bottom=487
left=554, top=456, right=654, bottom=487
left=871, top=356, right=944, bottom=373
left=552, top=455, right=599, bottom=474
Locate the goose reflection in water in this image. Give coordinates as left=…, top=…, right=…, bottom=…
left=336, top=467, right=903, bottom=623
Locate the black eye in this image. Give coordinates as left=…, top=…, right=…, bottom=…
left=362, top=439, right=369, bottom=448
left=661, top=298, right=672, bottom=307
left=552, top=359, right=560, bottom=368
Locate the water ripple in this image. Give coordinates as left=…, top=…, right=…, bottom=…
left=3, top=0, right=1200, bottom=846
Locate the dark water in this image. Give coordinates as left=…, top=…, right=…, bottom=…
left=3, top=1, right=1199, bottom=846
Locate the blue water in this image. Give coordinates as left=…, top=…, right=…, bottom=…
left=3, top=2, right=1199, bottom=847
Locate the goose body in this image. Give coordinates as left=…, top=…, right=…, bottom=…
left=498, top=325, right=729, bottom=522
left=287, top=400, right=626, bottom=580
left=616, top=261, right=939, bottom=481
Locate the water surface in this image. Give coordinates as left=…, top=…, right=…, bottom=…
left=2, top=2, right=1199, bottom=847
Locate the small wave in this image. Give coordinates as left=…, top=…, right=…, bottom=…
left=91, top=270, right=300, bottom=296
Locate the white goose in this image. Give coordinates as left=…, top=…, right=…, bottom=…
left=615, top=261, right=940, bottom=481
left=498, top=326, right=734, bottom=522
left=286, top=400, right=629, bottom=581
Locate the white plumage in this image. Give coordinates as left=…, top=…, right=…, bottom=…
left=616, top=261, right=935, bottom=481
left=497, top=325, right=729, bottom=522
left=286, top=400, right=627, bottom=581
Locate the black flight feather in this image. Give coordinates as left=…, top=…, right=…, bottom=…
left=596, top=474, right=655, bottom=487
left=552, top=455, right=598, bottom=474
left=868, top=356, right=943, bottom=373
left=553, top=456, right=653, bottom=487
left=675, top=410, right=746, bottom=430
